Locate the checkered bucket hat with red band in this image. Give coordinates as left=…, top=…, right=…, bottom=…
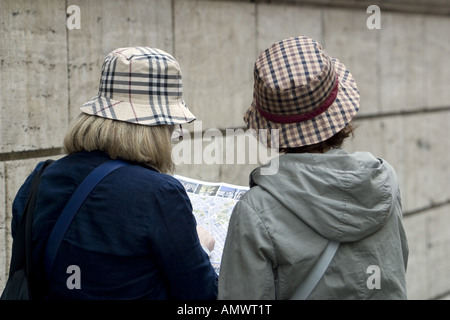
left=81, top=47, right=196, bottom=126
left=244, top=36, right=360, bottom=148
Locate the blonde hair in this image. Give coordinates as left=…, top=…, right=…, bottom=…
left=63, top=113, right=174, bottom=174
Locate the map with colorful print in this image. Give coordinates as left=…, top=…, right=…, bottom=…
left=174, top=175, right=249, bottom=273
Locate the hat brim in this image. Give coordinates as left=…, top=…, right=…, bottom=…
left=244, top=58, right=359, bottom=149
left=80, top=95, right=196, bottom=126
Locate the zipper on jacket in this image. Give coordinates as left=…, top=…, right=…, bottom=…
left=272, top=265, right=279, bottom=299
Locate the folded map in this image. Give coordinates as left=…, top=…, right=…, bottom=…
left=174, top=175, right=249, bottom=273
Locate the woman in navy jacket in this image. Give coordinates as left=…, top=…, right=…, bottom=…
left=10, top=47, right=217, bottom=300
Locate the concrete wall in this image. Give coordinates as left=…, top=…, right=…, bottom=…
left=1, top=0, right=449, bottom=299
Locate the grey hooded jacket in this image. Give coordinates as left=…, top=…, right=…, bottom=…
left=218, top=149, right=408, bottom=300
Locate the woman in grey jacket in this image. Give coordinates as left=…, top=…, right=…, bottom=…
left=218, top=36, right=408, bottom=300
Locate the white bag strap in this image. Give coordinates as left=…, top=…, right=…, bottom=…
left=290, top=240, right=340, bottom=300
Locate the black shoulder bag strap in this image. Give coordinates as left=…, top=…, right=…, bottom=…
left=26, top=160, right=55, bottom=297
left=1, top=159, right=54, bottom=300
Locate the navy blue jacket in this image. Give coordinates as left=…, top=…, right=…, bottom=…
left=12, top=151, right=218, bottom=299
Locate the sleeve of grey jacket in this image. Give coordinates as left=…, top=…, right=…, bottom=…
left=218, top=199, right=277, bottom=300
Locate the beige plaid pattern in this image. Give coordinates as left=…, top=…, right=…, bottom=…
left=244, top=36, right=360, bottom=148
left=81, top=47, right=196, bottom=126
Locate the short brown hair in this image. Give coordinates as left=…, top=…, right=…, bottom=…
left=63, top=113, right=174, bottom=173
left=280, top=122, right=356, bottom=154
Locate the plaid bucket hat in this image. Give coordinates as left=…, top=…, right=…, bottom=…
left=244, top=36, right=360, bottom=148
left=80, top=47, right=196, bottom=126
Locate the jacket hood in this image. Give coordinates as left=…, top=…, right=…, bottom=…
left=249, top=149, right=400, bottom=242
